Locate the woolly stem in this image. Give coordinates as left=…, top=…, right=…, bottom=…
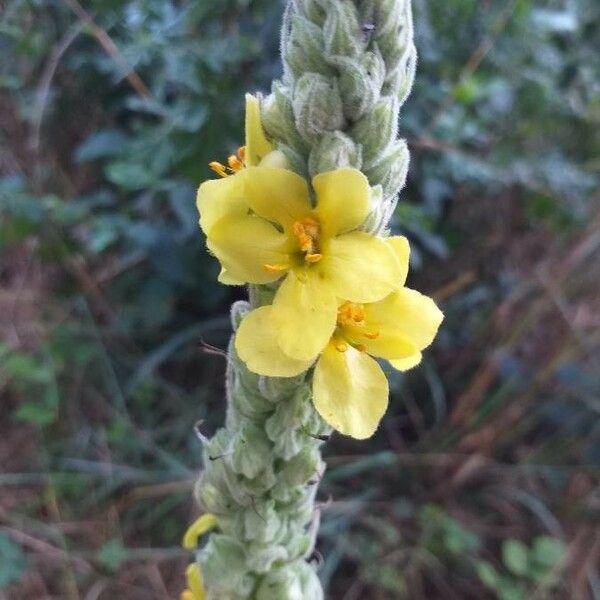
left=194, top=2, right=416, bottom=598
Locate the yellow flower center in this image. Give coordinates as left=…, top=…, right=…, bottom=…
left=292, top=217, right=322, bottom=263
left=334, top=301, right=380, bottom=353
left=209, top=146, right=246, bottom=178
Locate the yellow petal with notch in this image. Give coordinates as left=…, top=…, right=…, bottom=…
left=365, top=287, right=443, bottom=351
left=319, top=231, right=400, bottom=303
left=271, top=269, right=338, bottom=361
left=244, top=166, right=312, bottom=230
left=208, top=213, right=294, bottom=285
left=197, top=172, right=248, bottom=235
left=235, top=306, right=313, bottom=377
left=313, top=344, right=388, bottom=439
left=313, top=168, right=370, bottom=238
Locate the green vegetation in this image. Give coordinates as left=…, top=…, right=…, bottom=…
left=1, top=0, right=598, bottom=597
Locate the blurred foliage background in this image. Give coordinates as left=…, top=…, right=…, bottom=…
left=0, top=0, right=599, bottom=598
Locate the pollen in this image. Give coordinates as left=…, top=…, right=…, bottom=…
left=337, top=302, right=366, bottom=327
left=263, top=263, right=289, bottom=273
left=180, top=591, right=194, bottom=600
left=362, top=330, right=380, bottom=339
left=227, top=154, right=244, bottom=172
left=292, top=217, right=321, bottom=262
left=335, top=341, right=348, bottom=352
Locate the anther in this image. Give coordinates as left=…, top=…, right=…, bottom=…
left=263, top=263, right=289, bottom=273
left=335, top=342, right=348, bottom=352
left=305, top=253, right=322, bottom=263
left=209, top=161, right=228, bottom=178
left=227, top=154, right=243, bottom=171
left=362, top=330, right=380, bottom=339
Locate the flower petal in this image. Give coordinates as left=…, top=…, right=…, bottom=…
left=389, top=352, right=422, bottom=371
left=235, top=306, right=313, bottom=377
left=185, top=563, right=206, bottom=600
left=313, top=168, right=370, bottom=237
left=197, top=171, right=248, bottom=235
left=364, top=287, right=443, bottom=351
left=319, top=231, right=400, bottom=303
left=208, top=213, right=294, bottom=284
left=245, top=93, right=273, bottom=167
left=182, top=514, right=218, bottom=550
left=271, top=269, right=338, bottom=361
left=387, top=235, right=410, bottom=287
left=313, top=344, right=388, bottom=439
left=244, top=167, right=312, bottom=230
left=346, top=323, right=418, bottom=360
left=217, top=268, right=246, bottom=285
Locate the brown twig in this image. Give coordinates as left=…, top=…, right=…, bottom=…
left=62, top=0, right=153, bottom=99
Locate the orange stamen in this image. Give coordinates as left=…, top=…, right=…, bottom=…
left=305, top=253, right=322, bottom=263
left=209, top=161, right=228, bottom=178
left=227, top=154, right=244, bottom=172
left=181, top=592, right=194, bottom=600
left=292, top=217, right=321, bottom=259
left=362, top=330, right=379, bottom=339
left=263, top=263, right=289, bottom=273
left=337, top=302, right=366, bottom=327
left=237, top=146, right=246, bottom=162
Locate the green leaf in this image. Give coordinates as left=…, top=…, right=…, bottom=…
left=14, top=401, right=56, bottom=426
left=98, top=539, right=127, bottom=573
left=477, top=561, right=501, bottom=589
left=0, top=534, right=28, bottom=588
left=74, top=129, right=129, bottom=163
left=502, top=539, right=530, bottom=577
left=105, top=162, right=156, bottom=190
left=531, top=536, right=565, bottom=569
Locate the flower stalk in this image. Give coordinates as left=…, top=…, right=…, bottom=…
left=187, top=1, right=426, bottom=599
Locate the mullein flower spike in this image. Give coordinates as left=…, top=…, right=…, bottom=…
left=191, top=0, right=437, bottom=597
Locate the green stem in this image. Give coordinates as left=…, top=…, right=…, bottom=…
left=194, top=1, right=416, bottom=598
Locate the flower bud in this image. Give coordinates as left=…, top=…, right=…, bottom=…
left=351, top=96, right=398, bottom=163
left=285, top=15, right=333, bottom=78
left=323, top=0, right=363, bottom=58
left=293, top=73, right=345, bottom=143
left=308, top=131, right=362, bottom=178
left=364, top=138, right=410, bottom=200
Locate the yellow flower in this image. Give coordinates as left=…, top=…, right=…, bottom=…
left=204, top=93, right=286, bottom=285
left=181, top=563, right=206, bottom=600
left=180, top=514, right=217, bottom=600
left=235, top=237, right=443, bottom=439
left=208, top=93, right=276, bottom=178
left=198, top=166, right=402, bottom=360
left=182, top=513, right=218, bottom=550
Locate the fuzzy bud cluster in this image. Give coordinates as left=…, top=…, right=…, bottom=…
left=262, top=0, right=416, bottom=233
